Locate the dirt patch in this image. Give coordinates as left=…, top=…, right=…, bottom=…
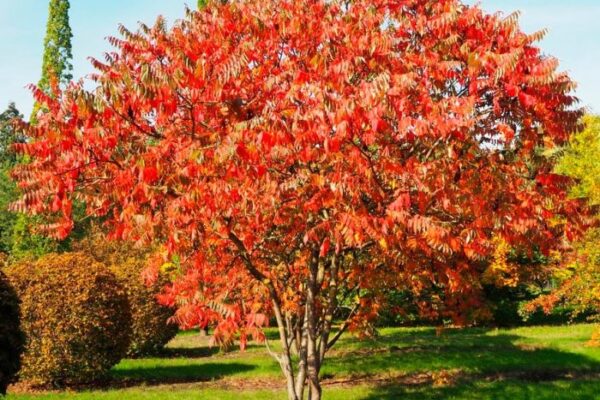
left=516, top=344, right=544, bottom=352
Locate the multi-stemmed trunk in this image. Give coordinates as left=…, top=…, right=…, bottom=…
left=269, top=253, right=350, bottom=400
left=230, top=232, right=355, bottom=400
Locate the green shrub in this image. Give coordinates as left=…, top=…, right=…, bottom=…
left=6, top=253, right=131, bottom=387
left=74, top=235, right=177, bottom=357
left=0, top=269, right=23, bottom=394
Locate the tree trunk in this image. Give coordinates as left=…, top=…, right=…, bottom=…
left=272, top=299, right=300, bottom=400
left=295, top=308, right=308, bottom=399
left=305, top=248, right=323, bottom=400
left=280, top=355, right=299, bottom=400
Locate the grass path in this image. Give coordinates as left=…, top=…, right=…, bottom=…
left=7, top=324, right=600, bottom=399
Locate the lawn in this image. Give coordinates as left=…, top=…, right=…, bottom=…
left=7, top=324, right=600, bottom=400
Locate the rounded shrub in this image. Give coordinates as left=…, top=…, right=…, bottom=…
left=111, top=257, right=178, bottom=356
left=74, top=234, right=177, bottom=357
left=0, top=270, right=23, bottom=394
left=6, top=253, right=132, bottom=387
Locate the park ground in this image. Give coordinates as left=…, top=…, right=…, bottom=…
left=7, top=324, right=600, bottom=400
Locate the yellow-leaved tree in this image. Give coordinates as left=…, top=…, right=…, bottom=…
left=527, top=115, right=600, bottom=345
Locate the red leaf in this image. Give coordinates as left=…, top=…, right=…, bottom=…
left=505, top=84, right=519, bottom=98
left=319, top=237, right=330, bottom=257
left=142, top=166, right=159, bottom=184
left=519, top=92, right=536, bottom=108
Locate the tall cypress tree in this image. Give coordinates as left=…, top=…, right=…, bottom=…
left=38, top=0, right=73, bottom=92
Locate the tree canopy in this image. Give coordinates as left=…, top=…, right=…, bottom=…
left=12, top=0, right=588, bottom=398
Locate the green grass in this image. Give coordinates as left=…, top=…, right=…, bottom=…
left=7, top=324, right=600, bottom=400
left=8, top=380, right=600, bottom=400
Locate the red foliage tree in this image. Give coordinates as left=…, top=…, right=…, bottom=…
left=11, top=0, right=587, bottom=398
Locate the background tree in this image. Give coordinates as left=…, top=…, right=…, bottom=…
left=12, top=0, right=587, bottom=398
left=0, top=104, right=24, bottom=165
left=526, top=115, right=600, bottom=338
left=0, top=104, right=24, bottom=254
left=9, top=215, right=59, bottom=260
left=556, top=115, right=600, bottom=206
left=31, top=0, right=73, bottom=121
left=38, top=0, right=73, bottom=92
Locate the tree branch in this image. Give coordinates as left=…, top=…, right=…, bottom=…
left=326, top=303, right=359, bottom=351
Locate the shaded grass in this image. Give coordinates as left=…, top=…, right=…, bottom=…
left=7, top=324, right=600, bottom=399
left=323, top=325, right=600, bottom=377
left=362, top=378, right=600, bottom=400
left=110, top=362, right=256, bottom=385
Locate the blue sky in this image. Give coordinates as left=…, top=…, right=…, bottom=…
left=1, top=1, right=599, bottom=116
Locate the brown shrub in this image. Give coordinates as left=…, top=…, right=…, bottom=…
left=5, top=253, right=131, bottom=387
left=74, top=235, right=177, bottom=357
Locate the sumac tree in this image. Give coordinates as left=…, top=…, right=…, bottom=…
left=11, top=0, right=587, bottom=398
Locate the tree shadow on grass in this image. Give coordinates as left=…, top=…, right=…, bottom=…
left=331, top=329, right=600, bottom=399
left=325, top=329, right=600, bottom=377
left=11, top=363, right=257, bottom=393
left=361, top=377, right=600, bottom=400
left=156, top=346, right=221, bottom=359
left=338, top=327, right=494, bottom=350
left=108, top=362, right=256, bottom=388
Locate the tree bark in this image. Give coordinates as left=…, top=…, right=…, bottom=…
left=272, top=298, right=300, bottom=400
left=319, top=254, right=339, bottom=365
left=294, top=307, right=308, bottom=399
left=306, top=248, right=322, bottom=400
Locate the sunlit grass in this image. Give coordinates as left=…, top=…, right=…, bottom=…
left=8, top=324, right=600, bottom=400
